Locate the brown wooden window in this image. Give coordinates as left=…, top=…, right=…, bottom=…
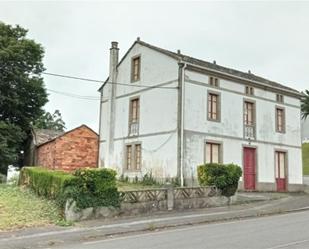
left=131, top=56, right=141, bottom=82
left=135, top=144, right=141, bottom=170
left=209, top=76, right=219, bottom=87
left=276, top=107, right=285, bottom=133
left=125, top=144, right=142, bottom=170
left=244, top=101, right=254, bottom=126
left=208, top=93, right=219, bottom=121
left=245, top=86, right=254, bottom=95
left=276, top=94, right=284, bottom=103
left=275, top=151, right=286, bottom=179
left=205, top=142, right=221, bottom=163
left=126, top=145, right=132, bottom=170
left=130, top=98, right=139, bottom=123
left=129, top=98, right=140, bottom=136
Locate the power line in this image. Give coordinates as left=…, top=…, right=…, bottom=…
left=46, top=88, right=100, bottom=101
left=42, top=72, right=178, bottom=90
left=43, top=72, right=103, bottom=83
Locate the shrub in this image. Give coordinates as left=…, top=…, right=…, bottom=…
left=0, top=173, right=6, bottom=183
left=64, top=168, right=120, bottom=209
left=141, top=172, right=158, bottom=186
left=20, top=167, right=120, bottom=210
left=197, top=163, right=242, bottom=197
left=20, top=167, right=75, bottom=199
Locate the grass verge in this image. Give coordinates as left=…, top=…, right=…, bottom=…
left=0, top=184, right=62, bottom=232
left=303, top=143, right=309, bottom=175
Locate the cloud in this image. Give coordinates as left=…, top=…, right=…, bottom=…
left=1, top=1, right=308, bottom=131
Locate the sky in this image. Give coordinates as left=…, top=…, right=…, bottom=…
left=1, top=1, right=309, bottom=132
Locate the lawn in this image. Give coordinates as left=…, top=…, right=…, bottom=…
left=0, top=184, right=61, bottom=231
left=303, top=143, right=309, bottom=175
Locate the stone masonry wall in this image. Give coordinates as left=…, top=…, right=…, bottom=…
left=65, top=186, right=230, bottom=222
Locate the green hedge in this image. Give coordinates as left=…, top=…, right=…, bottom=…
left=20, top=167, right=120, bottom=210
left=197, top=163, right=242, bottom=197
left=20, top=167, right=75, bottom=199
left=64, top=168, right=120, bottom=209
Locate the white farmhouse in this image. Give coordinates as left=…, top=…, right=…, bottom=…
left=98, top=38, right=303, bottom=192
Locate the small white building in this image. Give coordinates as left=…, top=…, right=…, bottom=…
left=98, top=39, right=303, bottom=192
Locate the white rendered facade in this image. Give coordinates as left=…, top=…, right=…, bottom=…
left=99, top=39, right=303, bottom=191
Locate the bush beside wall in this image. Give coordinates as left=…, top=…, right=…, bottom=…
left=197, top=163, right=242, bottom=197
left=20, top=167, right=120, bottom=210
left=64, top=168, right=120, bottom=209
left=20, top=167, right=75, bottom=199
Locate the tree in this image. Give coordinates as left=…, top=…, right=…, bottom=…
left=0, top=22, right=48, bottom=173
left=0, top=122, right=24, bottom=174
left=34, top=110, right=66, bottom=131
left=301, top=90, right=309, bottom=120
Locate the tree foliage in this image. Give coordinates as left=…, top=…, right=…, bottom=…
left=301, top=90, right=309, bottom=120
left=34, top=110, right=66, bottom=132
left=0, top=22, right=48, bottom=173
left=197, top=163, right=242, bottom=197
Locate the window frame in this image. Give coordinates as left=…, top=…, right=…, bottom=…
left=131, top=55, right=141, bottom=82
left=243, top=100, right=256, bottom=126
left=209, top=76, right=219, bottom=87
left=276, top=94, right=284, bottom=103
left=124, top=142, right=142, bottom=171
left=245, top=86, right=254, bottom=96
left=204, top=140, right=223, bottom=164
left=243, top=98, right=256, bottom=140
left=274, top=149, right=288, bottom=182
left=129, top=97, right=140, bottom=124
left=275, top=106, right=286, bottom=133
left=128, top=96, right=140, bottom=136
left=207, top=90, right=221, bottom=122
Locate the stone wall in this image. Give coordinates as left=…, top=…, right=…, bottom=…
left=65, top=186, right=230, bottom=222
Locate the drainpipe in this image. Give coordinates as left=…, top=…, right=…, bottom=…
left=178, top=62, right=186, bottom=186
left=97, top=89, right=103, bottom=167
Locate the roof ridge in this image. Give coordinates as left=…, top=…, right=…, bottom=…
left=136, top=40, right=299, bottom=94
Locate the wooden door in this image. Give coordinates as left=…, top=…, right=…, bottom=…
left=275, top=151, right=287, bottom=192
left=243, top=147, right=256, bottom=190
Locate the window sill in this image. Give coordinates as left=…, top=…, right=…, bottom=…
left=276, top=131, right=286, bottom=134
left=207, top=118, right=221, bottom=123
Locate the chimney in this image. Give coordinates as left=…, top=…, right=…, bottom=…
left=106, top=41, right=119, bottom=167
left=109, top=41, right=119, bottom=82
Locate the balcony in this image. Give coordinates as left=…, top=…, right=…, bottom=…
left=129, top=122, right=139, bottom=136
left=244, top=125, right=255, bottom=140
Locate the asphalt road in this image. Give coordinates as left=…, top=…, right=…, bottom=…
left=52, top=210, right=309, bottom=249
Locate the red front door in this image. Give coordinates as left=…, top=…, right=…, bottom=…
left=243, top=147, right=256, bottom=190
left=275, top=151, right=287, bottom=192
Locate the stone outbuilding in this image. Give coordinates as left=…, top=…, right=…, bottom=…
left=24, top=125, right=98, bottom=171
